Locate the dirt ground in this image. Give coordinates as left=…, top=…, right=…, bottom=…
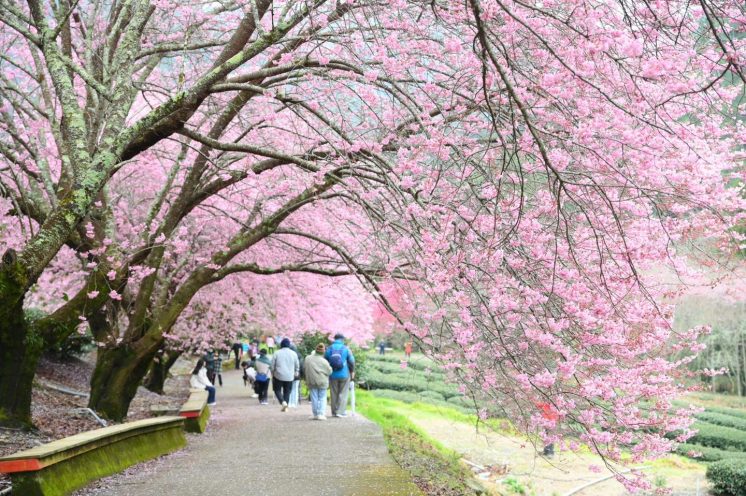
left=405, top=412, right=709, bottom=496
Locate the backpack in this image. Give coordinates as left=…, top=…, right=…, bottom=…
left=328, top=346, right=346, bottom=372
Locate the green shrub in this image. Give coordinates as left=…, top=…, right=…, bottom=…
left=367, top=353, right=435, bottom=372
left=296, top=331, right=329, bottom=357
left=447, top=395, right=477, bottom=409
left=350, top=345, right=368, bottom=381
left=677, top=443, right=746, bottom=462
left=418, top=390, right=445, bottom=401
left=369, top=389, right=474, bottom=413
left=707, top=459, right=746, bottom=495
left=26, top=307, right=93, bottom=359
left=690, top=422, right=746, bottom=451
left=698, top=412, right=746, bottom=432
left=706, top=407, right=746, bottom=422
left=364, top=370, right=460, bottom=398
left=367, top=361, right=447, bottom=384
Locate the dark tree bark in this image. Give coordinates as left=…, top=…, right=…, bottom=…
left=88, top=345, right=158, bottom=421
left=143, top=348, right=181, bottom=394
left=0, top=250, right=41, bottom=428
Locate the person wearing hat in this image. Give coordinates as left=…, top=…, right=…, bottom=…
left=304, top=343, right=334, bottom=420
left=270, top=338, right=300, bottom=411
left=324, top=333, right=355, bottom=417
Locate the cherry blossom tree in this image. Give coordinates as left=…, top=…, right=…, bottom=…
left=0, top=0, right=745, bottom=489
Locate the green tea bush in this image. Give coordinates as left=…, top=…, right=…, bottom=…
left=370, top=389, right=474, bottom=413
left=367, top=354, right=435, bottom=372
left=418, top=390, right=446, bottom=401
left=707, top=459, right=746, bottom=495
left=677, top=443, right=746, bottom=462
left=365, top=370, right=460, bottom=399
left=697, top=412, right=746, bottom=432
left=447, top=395, right=477, bottom=410
left=368, top=360, right=445, bottom=378
left=690, top=422, right=746, bottom=451
left=706, top=407, right=746, bottom=422
left=369, top=361, right=415, bottom=374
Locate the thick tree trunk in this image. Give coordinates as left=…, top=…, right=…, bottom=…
left=143, top=349, right=181, bottom=394
left=0, top=319, right=42, bottom=428
left=88, top=346, right=157, bottom=421
left=0, top=251, right=42, bottom=428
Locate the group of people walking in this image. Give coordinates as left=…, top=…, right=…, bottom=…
left=190, top=333, right=355, bottom=419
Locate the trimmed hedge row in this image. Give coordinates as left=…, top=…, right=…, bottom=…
left=364, top=370, right=460, bottom=399
left=697, top=412, right=746, bottom=432
left=677, top=443, right=746, bottom=462
left=707, top=459, right=746, bottom=496
left=706, top=407, right=746, bottom=422
left=367, top=354, right=435, bottom=371
left=690, top=422, right=746, bottom=452
left=370, top=389, right=473, bottom=413
left=368, top=360, right=446, bottom=379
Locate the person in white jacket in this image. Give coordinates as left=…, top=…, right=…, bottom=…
left=190, top=359, right=217, bottom=406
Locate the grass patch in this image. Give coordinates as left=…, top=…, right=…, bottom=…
left=685, top=393, right=746, bottom=411
left=357, top=390, right=483, bottom=496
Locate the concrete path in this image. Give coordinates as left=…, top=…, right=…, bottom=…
left=85, top=369, right=421, bottom=496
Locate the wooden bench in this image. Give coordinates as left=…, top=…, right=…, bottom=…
left=178, top=389, right=210, bottom=433
left=0, top=416, right=186, bottom=496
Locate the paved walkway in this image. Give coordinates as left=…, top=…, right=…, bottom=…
left=87, top=369, right=421, bottom=496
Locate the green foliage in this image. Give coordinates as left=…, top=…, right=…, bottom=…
left=364, top=369, right=460, bottom=399
left=350, top=344, right=368, bottom=381
left=707, top=459, right=746, bottom=496
left=418, top=390, right=446, bottom=401
left=25, top=307, right=93, bottom=359
left=447, top=395, right=477, bottom=409
left=367, top=359, right=446, bottom=380
left=296, top=331, right=330, bottom=358
left=705, top=407, right=746, bottom=421
left=503, top=477, right=527, bottom=495
left=370, top=389, right=474, bottom=414
left=690, top=422, right=746, bottom=451
left=367, top=353, right=435, bottom=372
left=676, top=443, right=746, bottom=462
left=698, top=412, right=746, bottom=432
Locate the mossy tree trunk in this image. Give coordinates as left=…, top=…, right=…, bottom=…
left=0, top=250, right=42, bottom=428
left=88, top=345, right=158, bottom=421
left=143, top=348, right=181, bottom=394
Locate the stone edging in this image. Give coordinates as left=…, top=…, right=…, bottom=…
left=178, top=389, right=210, bottom=433
left=0, top=416, right=186, bottom=496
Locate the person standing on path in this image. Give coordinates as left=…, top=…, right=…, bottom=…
left=404, top=341, right=413, bottom=360
left=232, top=342, right=243, bottom=369
left=253, top=349, right=272, bottom=404
left=212, top=350, right=224, bottom=387
left=203, top=349, right=216, bottom=385
left=266, top=336, right=276, bottom=354
left=324, top=333, right=355, bottom=418
left=304, top=343, right=333, bottom=420
left=378, top=341, right=386, bottom=355
left=271, top=338, right=299, bottom=411
left=190, top=359, right=217, bottom=406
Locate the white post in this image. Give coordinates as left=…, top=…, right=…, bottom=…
left=350, top=381, right=356, bottom=416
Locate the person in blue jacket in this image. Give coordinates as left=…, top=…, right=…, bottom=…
left=324, top=333, right=355, bottom=417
